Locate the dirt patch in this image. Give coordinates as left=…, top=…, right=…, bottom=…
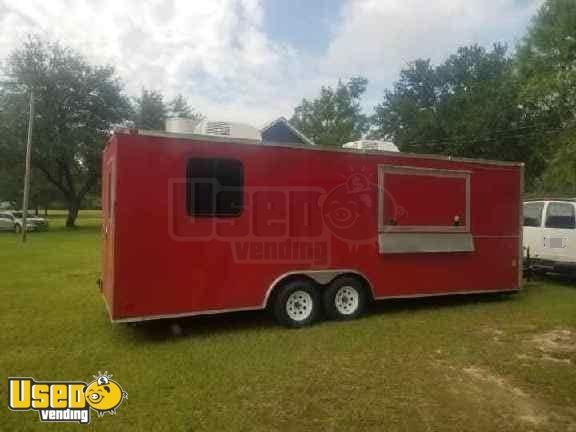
left=516, top=353, right=572, bottom=365
left=460, top=366, right=547, bottom=426
left=462, top=366, right=528, bottom=398
left=532, top=329, right=576, bottom=354
left=442, top=364, right=576, bottom=430
left=511, top=328, right=576, bottom=366
left=482, top=327, right=506, bottom=343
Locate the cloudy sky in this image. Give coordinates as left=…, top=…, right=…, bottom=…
left=0, top=0, right=543, bottom=126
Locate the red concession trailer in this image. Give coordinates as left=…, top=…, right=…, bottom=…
left=101, top=129, right=523, bottom=327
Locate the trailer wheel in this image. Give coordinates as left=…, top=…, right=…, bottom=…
left=272, top=279, right=320, bottom=328
left=323, top=276, right=367, bottom=320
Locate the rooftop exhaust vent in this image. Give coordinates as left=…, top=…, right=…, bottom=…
left=342, top=140, right=399, bottom=152
left=195, top=120, right=261, bottom=141
left=165, top=117, right=262, bottom=141
left=205, top=121, right=231, bottom=136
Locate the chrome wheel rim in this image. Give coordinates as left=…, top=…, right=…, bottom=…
left=286, top=290, right=313, bottom=322
left=334, top=286, right=359, bottom=315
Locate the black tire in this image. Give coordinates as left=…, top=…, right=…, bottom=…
left=272, top=279, right=320, bottom=328
left=323, top=276, right=368, bottom=321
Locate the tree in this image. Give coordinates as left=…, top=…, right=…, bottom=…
left=0, top=165, right=21, bottom=206
left=0, top=92, right=23, bottom=206
left=371, top=59, right=445, bottom=153
left=290, top=77, right=369, bottom=146
left=168, top=94, right=203, bottom=120
left=372, top=44, right=547, bottom=187
left=0, top=108, right=61, bottom=215
left=134, top=89, right=166, bottom=129
left=0, top=37, right=132, bottom=227
left=517, top=0, right=576, bottom=126
left=0, top=163, right=60, bottom=215
left=516, top=0, right=576, bottom=192
left=541, top=129, right=576, bottom=194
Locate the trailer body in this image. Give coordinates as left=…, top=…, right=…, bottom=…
left=101, top=130, right=523, bottom=322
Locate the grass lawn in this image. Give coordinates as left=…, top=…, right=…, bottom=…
left=0, top=211, right=575, bottom=431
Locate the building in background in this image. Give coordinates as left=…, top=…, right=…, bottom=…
left=261, top=117, right=315, bottom=146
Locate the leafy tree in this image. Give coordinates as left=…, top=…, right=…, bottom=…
left=0, top=37, right=132, bottom=227
left=541, top=129, right=576, bottom=194
left=290, top=77, right=369, bottom=146
left=0, top=165, right=20, bottom=206
left=517, top=0, right=576, bottom=126
left=0, top=107, right=61, bottom=215
left=516, top=0, right=576, bottom=192
left=168, top=94, right=203, bottom=120
left=0, top=163, right=60, bottom=215
left=134, top=89, right=166, bottom=129
left=372, top=44, right=547, bottom=187
left=0, top=90, right=23, bottom=206
left=371, top=59, right=445, bottom=153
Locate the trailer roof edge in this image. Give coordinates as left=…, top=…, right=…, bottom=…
left=112, top=128, right=524, bottom=168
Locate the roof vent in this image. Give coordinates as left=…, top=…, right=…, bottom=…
left=165, top=117, right=202, bottom=134
left=342, top=140, right=399, bottom=152
left=205, top=121, right=231, bottom=136
left=194, top=120, right=261, bottom=141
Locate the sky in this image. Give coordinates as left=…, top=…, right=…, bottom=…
left=0, top=0, right=544, bottom=127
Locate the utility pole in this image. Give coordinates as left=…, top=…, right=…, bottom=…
left=21, top=87, right=34, bottom=243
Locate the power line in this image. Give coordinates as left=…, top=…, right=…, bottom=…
left=395, top=124, right=573, bottom=149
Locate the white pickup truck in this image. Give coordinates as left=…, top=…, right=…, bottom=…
left=523, top=199, right=576, bottom=275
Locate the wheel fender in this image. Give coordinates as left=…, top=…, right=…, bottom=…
left=264, top=269, right=374, bottom=307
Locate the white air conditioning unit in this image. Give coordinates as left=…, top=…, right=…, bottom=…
left=195, top=120, right=261, bottom=141
left=165, top=117, right=202, bottom=134
left=342, top=140, right=399, bottom=152
left=165, top=117, right=261, bottom=141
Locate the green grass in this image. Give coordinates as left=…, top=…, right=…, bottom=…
left=1, top=211, right=575, bottom=431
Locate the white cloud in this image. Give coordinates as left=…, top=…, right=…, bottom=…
left=0, top=0, right=544, bottom=125
left=0, top=0, right=298, bottom=124
left=322, top=0, right=544, bottom=106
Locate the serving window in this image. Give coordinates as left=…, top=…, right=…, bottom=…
left=378, top=165, right=470, bottom=233
left=378, top=165, right=473, bottom=253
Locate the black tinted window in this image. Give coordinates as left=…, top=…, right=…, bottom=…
left=186, top=158, right=244, bottom=217
left=545, top=202, right=575, bottom=229
left=523, top=202, right=543, bottom=227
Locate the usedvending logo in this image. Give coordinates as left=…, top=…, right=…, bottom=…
left=8, top=371, right=127, bottom=424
